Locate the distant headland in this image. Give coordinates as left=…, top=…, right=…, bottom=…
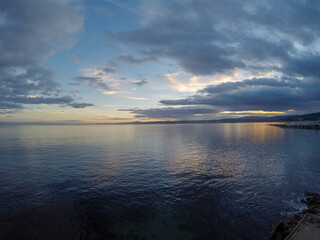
left=1, top=112, right=320, bottom=126
left=270, top=122, right=320, bottom=130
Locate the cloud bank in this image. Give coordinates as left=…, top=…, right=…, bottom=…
left=0, top=0, right=91, bottom=113
left=111, top=0, right=320, bottom=119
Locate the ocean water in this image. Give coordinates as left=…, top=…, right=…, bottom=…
left=0, top=123, right=320, bottom=240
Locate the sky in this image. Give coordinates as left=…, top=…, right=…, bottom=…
left=1, top=0, right=320, bottom=123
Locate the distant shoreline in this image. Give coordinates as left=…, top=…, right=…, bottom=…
left=0, top=120, right=296, bottom=126
left=0, top=120, right=319, bottom=127
left=0, top=111, right=319, bottom=126
left=270, top=122, right=320, bottom=130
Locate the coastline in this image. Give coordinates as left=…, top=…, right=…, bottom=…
left=270, top=122, right=320, bottom=130
left=269, top=192, right=320, bottom=240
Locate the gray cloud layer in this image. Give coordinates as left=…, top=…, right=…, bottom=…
left=126, top=77, right=320, bottom=119
left=110, top=0, right=320, bottom=76
left=0, top=0, right=92, bottom=113
left=111, top=0, right=320, bottom=119
left=161, top=78, right=320, bottom=111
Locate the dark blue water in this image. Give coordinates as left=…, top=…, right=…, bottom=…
left=0, top=123, right=320, bottom=240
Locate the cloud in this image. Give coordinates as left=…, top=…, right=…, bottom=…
left=160, top=77, right=320, bottom=112
left=68, top=103, right=95, bottom=109
left=0, top=0, right=89, bottom=113
left=75, top=66, right=149, bottom=94
left=104, top=0, right=142, bottom=16
left=283, top=55, right=320, bottom=78
left=164, top=72, right=235, bottom=92
left=108, top=0, right=320, bottom=76
left=0, top=66, right=59, bottom=96
left=107, top=0, right=320, bottom=119
left=0, top=110, right=18, bottom=115
left=122, top=76, right=320, bottom=120
left=76, top=76, right=111, bottom=91
left=0, top=94, right=93, bottom=110
left=0, top=0, right=83, bottom=68
left=2, top=96, right=74, bottom=105
left=131, top=78, right=149, bottom=86
left=116, top=54, right=157, bottom=64
left=103, top=66, right=116, bottom=73
left=0, top=101, right=24, bottom=110
left=0, top=65, right=92, bottom=111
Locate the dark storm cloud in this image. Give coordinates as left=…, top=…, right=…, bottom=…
left=121, top=106, right=219, bottom=119
left=0, top=0, right=92, bottom=112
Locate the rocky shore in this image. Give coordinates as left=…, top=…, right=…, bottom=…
left=269, top=192, right=320, bottom=240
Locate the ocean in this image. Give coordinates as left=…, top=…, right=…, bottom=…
left=0, top=123, right=320, bottom=239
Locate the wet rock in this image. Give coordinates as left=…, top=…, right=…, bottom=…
left=269, top=193, right=320, bottom=240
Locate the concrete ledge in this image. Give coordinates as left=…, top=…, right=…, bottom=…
left=284, top=213, right=320, bottom=240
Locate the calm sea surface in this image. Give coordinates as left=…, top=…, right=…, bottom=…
left=0, top=123, right=320, bottom=240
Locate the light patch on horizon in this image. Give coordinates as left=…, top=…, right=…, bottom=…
left=221, top=111, right=286, bottom=115
left=3, top=108, right=136, bottom=124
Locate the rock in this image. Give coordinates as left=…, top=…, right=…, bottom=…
left=269, top=193, right=320, bottom=240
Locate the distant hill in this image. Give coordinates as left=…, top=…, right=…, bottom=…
left=129, top=112, right=320, bottom=125
left=219, top=112, right=320, bottom=123
left=1, top=112, right=319, bottom=125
